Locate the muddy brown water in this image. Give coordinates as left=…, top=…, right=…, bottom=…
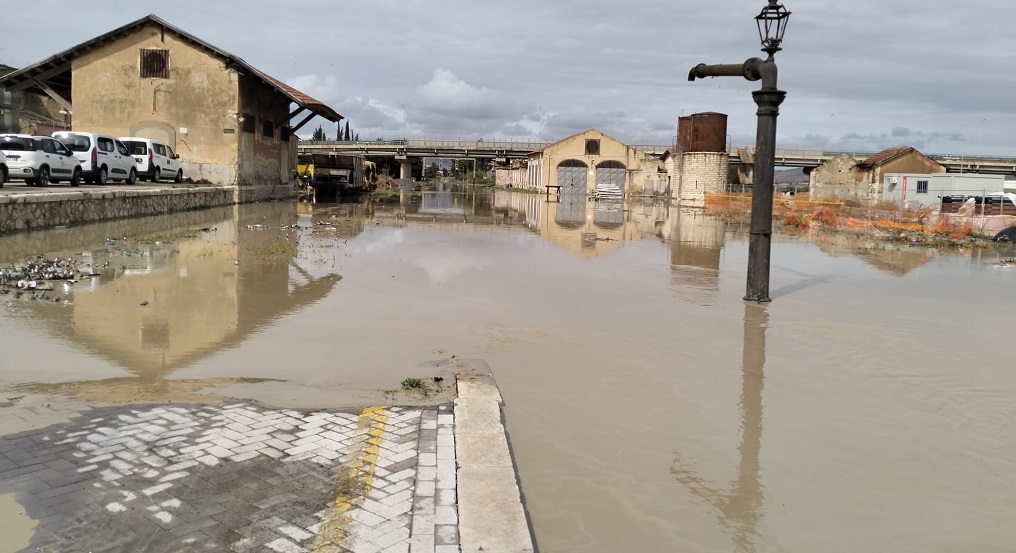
left=1, top=189, right=1013, bottom=552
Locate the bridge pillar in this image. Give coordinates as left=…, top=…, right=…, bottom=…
left=400, top=160, right=412, bottom=180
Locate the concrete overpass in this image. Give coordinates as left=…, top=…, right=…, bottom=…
left=298, top=139, right=1016, bottom=178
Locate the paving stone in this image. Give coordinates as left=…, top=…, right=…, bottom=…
left=0, top=401, right=441, bottom=552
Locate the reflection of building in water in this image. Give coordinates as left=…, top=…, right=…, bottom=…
left=812, top=233, right=935, bottom=276
left=57, top=203, right=346, bottom=378
left=670, top=209, right=727, bottom=294
left=493, top=190, right=675, bottom=258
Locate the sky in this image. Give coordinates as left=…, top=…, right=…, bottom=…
left=3, top=1, right=1016, bottom=156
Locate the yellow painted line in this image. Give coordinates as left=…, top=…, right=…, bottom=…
left=310, top=406, right=389, bottom=552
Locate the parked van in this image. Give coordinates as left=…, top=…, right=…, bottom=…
left=52, top=131, right=137, bottom=185
left=1, top=134, right=81, bottom=187
left=119, top=137, right=184, bottom=183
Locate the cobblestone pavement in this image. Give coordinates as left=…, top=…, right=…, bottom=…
left=0, top=401, right=458, bottom=553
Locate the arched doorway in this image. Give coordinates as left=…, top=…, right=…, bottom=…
left=556, top=159, right=588, bottom=195
left=595, top=160, right=626, bottom=196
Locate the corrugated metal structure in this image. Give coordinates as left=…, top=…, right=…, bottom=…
left=677, top=112, right=728, bottom=153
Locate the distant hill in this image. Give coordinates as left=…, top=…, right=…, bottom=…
left=774, top=168, right=808, bottom=183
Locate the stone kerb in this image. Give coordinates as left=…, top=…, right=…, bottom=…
left=0, top=187, right=238, bottom=234
left=455, top=376, right=535, bottom=553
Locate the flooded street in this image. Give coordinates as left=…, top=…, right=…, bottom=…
left=1, top=188, right=1014, bottom=552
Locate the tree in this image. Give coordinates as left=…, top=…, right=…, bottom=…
left=424, top=162, right=439, bottom=180
left=344, top=121, right=351, bottom=141
left=312, top=125, right=326, bottom=141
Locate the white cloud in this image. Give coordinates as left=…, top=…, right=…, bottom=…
left=417, top=69, right=499, bottom=117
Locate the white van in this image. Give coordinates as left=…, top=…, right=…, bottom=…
left=119, top=137, right=183, bottom=183
left=52, top=131, right=137, bottom=185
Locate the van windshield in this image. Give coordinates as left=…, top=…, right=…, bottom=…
left=123, top=141, right=147, bottom=155
left=58, top=134, right=91, bottom=152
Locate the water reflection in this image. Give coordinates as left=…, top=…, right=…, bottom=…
left=671, top=303, right=767, bottom=553
left=809, top=232, right=935, bottom=276
left=670, top=210, right=727, bottom=303
left=490, top=190, right=674, bottom=258
left=0, top=203, right=350, bottom=380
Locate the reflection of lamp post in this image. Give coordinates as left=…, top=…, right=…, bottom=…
left=672, top=302, right=768, bottom=553
left=688, top=0, right=791, bottom=302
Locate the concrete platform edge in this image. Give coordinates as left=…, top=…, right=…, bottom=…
left=455, top=374, right=536, bottom=553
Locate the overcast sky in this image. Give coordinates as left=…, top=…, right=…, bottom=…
left=4, top=1, right=1016, bottom=156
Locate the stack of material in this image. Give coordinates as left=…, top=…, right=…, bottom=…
left=595, top=183, right=622, bottom=200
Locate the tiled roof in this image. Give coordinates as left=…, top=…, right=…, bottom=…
left=0, top=15, right=342, bottom=123
left=859, top=146, right=914, bottom=167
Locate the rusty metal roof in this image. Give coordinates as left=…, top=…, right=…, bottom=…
left=858, top=146, right=914, bottom=167
left=0, top=14, right=342, bottom=123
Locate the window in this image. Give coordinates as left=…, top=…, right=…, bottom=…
left=123, top=141, right=147, bottom=155
left=97, top=137, right=115, bottom=153
left=115, top=140, right=129, bottom=156
left=262, top=120, right=275, bottom=139
left=585, top=139, right=600, bottom=156
left=917, top=180, right=929, bottom=194
left=154, top=143, right=167, bottom=156
left=140, top=49, right=170, bottom=79
left=39, top=139, right=56, bottom=154
left=53, top=141, right=70, bottom=156
left=241, top=115, right=255, bottom=133
left=166, top=145, right=176, bottom=158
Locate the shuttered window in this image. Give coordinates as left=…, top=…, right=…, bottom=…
left=140, top=49, right=170, bottom=79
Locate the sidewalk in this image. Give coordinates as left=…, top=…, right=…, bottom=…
left=0, top=376, right=533, bottom=553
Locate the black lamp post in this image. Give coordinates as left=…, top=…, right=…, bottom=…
left=688, top=0, right=791, bottom=303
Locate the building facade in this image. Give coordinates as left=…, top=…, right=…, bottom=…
left=811, top=147, right=946, bottom=200
left=0, top=15, right=341, bottom=194
left=525, top=129, right=644, bottom=196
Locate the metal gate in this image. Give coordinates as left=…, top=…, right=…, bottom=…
left=595, top=161, right=626, bottom=196
left=556, top=160, right=588, bottom=195
left=555, top=194, right=586, bottom=227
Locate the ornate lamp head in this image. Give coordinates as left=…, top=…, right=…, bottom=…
left=756, top=1, right=791, bottom=56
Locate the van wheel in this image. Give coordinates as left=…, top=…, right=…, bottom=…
left=126, top=167, right=137, bottom=185
left=97, top=166, right=108, bottom=185
left=70, top=167, right=81, bottom=187
left=152, top=168, right=161, bottom=183
left=37, top=166, right=50, bottom=187
left=174, top=170, right=183, bottom=183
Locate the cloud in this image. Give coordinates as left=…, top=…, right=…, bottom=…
left=417, top=69, right=503, bottom=119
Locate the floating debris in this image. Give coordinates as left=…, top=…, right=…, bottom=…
left=246, top=224, right=269, bottom=231
left=0, top=256, right=79, bottom=285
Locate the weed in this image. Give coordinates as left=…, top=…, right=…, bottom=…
left=401, top=377, right=430, bottom=397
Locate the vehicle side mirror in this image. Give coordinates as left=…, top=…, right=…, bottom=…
left=173, top=154, right=180, bottom=159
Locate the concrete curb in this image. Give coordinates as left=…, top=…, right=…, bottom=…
left=455, top=374, right=535, bottom=553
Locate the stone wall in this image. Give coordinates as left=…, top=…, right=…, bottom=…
left=0, top=186, right=272, bottom=234
left=676, top=152, right=728, bottom=207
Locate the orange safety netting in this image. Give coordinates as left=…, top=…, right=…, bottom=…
left=704, top=192, right=976, bottom=237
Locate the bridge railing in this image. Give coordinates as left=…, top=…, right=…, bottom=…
left=298, top=139, right=1016, bottom=167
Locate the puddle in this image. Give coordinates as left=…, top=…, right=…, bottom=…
left=0, top=493, right=36, bottom=552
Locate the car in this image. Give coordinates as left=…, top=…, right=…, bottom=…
left=0, top=151, right=7, bottom=188
left=52, top=131, right=137, bottom=185
left=0, top=134, right=82, bottom=187
left=119, top=137, right=184, bottom=183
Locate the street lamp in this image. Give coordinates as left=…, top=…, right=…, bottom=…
left=688, top=0, right=791, bottom=303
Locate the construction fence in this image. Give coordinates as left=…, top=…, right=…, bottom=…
left=704, top=188, right=1016, bottom=239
